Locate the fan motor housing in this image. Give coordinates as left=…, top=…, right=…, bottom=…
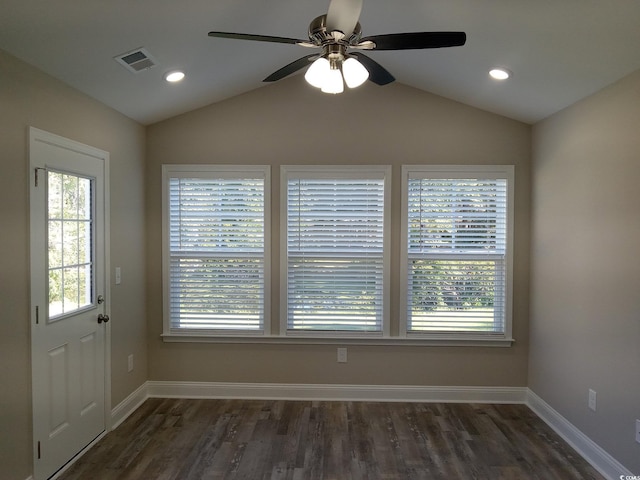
left=308, top=15, right=362, bottom=46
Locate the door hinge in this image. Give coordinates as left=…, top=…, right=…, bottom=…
left=35, top=306, right=39, bottom=325
left=34, top=167, right=46, bottom=187
left=37, top=440, right=41, bottom=459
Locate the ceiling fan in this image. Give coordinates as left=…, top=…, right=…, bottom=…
left=208, top=0, right=466, bottom=94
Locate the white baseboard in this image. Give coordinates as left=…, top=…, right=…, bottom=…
left=107, top=381, right=631, bottom=480
left=146, top=381, right=528, bottom=404
left=110, top=382, right=148, bottom=429
left=526, top=389, right=632, bottom=480
left=109, top=381, right=526, bottom=434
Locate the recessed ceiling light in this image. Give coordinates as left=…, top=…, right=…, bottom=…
left=489, top=68, right=511, bottom=80
left=164, top=70, right=185, bottom=83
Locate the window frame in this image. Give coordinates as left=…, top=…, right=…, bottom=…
left=280, top=165, right=391, bottom=339
left=399, top=165, right=515, bottom=343
left=161, top=164, right=271, bottom=338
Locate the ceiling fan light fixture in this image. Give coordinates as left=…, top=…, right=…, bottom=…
left=342, top=57, right=369, bottom=88
left=321, top=67, right=344, bottom=94
left=304, top=57, right=330, bottom=88
left=209, top=0, right=467, bottom=93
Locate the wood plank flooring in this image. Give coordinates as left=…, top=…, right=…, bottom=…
left=58, top=398, right=604, bottom=480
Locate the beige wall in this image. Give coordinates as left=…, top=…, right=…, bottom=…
left=530, top=69, right=640, bottom=472
left=0, top=49, right=147, bottom=480
left=5, top=29, right=638, bottom=477
left=146, top=78, right=531, bottom=387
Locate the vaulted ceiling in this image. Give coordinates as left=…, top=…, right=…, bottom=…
left=2, top=0, right=639, bottom=125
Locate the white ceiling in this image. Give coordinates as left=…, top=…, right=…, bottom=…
left=2, top=0, right=640, bottom=125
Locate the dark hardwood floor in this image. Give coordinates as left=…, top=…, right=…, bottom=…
left=58, top=398, right=604, bottom=479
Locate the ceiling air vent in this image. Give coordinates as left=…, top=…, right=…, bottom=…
left=114, top=47, right=157, bottom=73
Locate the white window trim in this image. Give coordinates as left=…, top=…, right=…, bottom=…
left=280, top=165, right=391, bottom=339
left=161, top=164, right=271, bottom=338
left=160, top=163, right=515, bottom=347
left=399, top=164, right=515, bottom=343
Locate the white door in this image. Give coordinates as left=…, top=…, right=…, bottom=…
left=29, top=127, right=110, bottom=480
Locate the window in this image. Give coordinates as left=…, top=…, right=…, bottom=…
left=47, top=171, right=94, bottom=319
left=281, top=166, right=390, bottom=336
left=400, top=165, right=514, bottom=340
left=162, top=165, right=270, bottom=335
left=161, top=163, right=515, bottom=345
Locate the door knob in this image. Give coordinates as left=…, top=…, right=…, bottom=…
left=97, top=314, right=110, bottom=324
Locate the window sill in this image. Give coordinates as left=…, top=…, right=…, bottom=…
left=161, top=333, right=515, bottom=348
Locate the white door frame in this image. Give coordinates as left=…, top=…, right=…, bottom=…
left=29, top=127, right=111, bottom=479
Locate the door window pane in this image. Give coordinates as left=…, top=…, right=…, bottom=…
left=47, top=171, right=94, bottom=319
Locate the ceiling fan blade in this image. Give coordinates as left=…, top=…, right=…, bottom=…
left=326, top=0, right=363, bottom=35
left=361, top=32, right=466, bottom=50
left=263, top=54, right=318, bottom=82
left=208, top=31, right=308, bottom=46
left=350, top=52, right=395, bottom=85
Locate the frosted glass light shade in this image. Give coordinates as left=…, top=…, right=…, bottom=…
left=305, top=58, right=330, bottom=88
left=321, top=68, right=344, bottom=94
left=342, top=57, right=369, bottom=88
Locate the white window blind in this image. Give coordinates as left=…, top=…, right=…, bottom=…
left=402, top=166, right=513, bottom=337
left=164, top=166, right=269, bottom=334
left=283, top=166, right=389, bottom=335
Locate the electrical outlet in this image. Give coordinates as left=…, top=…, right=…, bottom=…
left=337, top=347, right=347, bottom=363
left=127, top=354, right=134, bottom=372
left=588, top=389, right=597, bottom=412
left=635, top=419, right=640, bottom=444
